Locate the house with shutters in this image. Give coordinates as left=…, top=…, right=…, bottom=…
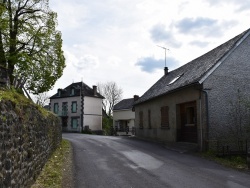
left=50, top=82, right=104, bottom=133
left=113, top=95, right=138, bottom=135
left=134, top=28, right=250, bottom=151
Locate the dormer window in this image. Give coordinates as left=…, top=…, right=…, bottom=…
left=58, top=89, right=61, bottom=97
left=71, top=88, right=75, bottom=95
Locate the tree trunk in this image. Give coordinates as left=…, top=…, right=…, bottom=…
left=7, top=0, right=18, bottom=85
left=0, top=30, right=6, bottom=67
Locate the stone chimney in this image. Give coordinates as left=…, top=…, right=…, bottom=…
left=134, top=95, right=139, bottom=101
left=93, top=85, right=97, bottom=96
left=164, top=67, right=168, bottom=75
left=57, top=89, right=62, bottom=96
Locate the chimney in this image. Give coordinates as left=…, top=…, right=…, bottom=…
left=164, top=67, right=168, bottom=75
left=57, top=89, right=61, bottom=96
left=134, top=95, right=139, bottom=101
left=93, top=85, right=97, bottom=96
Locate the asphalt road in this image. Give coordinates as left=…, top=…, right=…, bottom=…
left=63, top=133, right=250, bottom=188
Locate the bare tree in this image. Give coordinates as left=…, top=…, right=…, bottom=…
left=97, top=81, right=123, bottom=117
left=35, top=92, right=50, bottom=107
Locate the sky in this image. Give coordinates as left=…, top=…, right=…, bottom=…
left=47, top=0, right=250, bottom=99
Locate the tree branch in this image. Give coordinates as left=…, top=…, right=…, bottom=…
left=17, top=9, right=40, bottom=17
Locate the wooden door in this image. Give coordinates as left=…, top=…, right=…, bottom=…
left=180, top=101, right=197, bottom=143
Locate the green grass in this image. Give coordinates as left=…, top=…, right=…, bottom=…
left=32, top=139, right=71, bottom=188
left=200, top=151, right=248, bottom=170
left=0, top=88, right=32, bottom=105
left=0, top=89, right=53, bottom=117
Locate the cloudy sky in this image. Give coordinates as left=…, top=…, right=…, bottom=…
left=48, top=0, right=250, bottom=99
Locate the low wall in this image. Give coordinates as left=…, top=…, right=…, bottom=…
left=0, top=99, right=62, bottom=187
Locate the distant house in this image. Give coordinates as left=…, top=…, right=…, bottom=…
left=50, top=82, right=104, bottom=133
left=134, top=28, right=250, bottom=151
left=113, top=95, right=139, bottom=135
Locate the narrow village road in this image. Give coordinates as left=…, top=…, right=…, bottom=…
left=63, top=133, right=250, bottom=188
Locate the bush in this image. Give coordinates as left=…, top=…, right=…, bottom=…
left=102, top=117, right=113, bottom=135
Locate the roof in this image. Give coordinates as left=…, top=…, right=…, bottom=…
left=135, top=28, right=250, bottom=105
left=113, top=98, right=134, bottom=111
left=50, top=82, right=104, bottom=99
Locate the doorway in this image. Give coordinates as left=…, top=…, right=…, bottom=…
left=178, top=101, right=197, bottom=143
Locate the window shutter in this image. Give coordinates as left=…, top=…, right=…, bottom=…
left=161, top=106, right=169, bottom=128
left=139, top=111, right=143, bottom=129
left=148, top=110, right=151, bottom=129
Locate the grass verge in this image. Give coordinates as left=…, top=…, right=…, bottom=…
left=200, top=151, right=248, bottom=171
left=32, top=139, right=71, bottom=188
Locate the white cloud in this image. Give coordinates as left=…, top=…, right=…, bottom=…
left=73, top=55, right=99, bottom=71
left=205, top=0, right=250, bottom=11
left=136, top=56, right=180, bottom=73
left=150, top=24, right=182, bottom=48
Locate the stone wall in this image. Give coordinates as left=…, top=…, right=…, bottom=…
left=203, top=32, right=250, bottom=143
left=0, top=99, right=62, bottom=188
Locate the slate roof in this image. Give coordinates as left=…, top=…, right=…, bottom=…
left=113, top=98, right=134, bottom=111
left=50, top=82, right=104, bottom=99
left=135, top=28, right=250, bottom=105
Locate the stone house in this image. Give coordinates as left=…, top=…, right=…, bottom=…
left=113, top=95, right=138, bottom=135
left=50, top=82, right=104, bottom=133
left=134, top=28, right=250, bottom=151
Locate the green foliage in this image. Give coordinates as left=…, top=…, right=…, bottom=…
left=102, top=117, right=113, bottom=135
left=0, top=0, right=65, bottom=93
left=201, top=150, right=248, bottom=170
left=82, top=129, right=93, bottom=134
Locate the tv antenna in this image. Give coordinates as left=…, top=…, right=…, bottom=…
left=157, top=45, right=169, bottom=67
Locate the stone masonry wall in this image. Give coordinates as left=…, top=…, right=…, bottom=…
left=0, top=99, right=62, bottom=188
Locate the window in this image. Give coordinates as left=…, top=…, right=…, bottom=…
left=71, top=101, right=77, bottom=113
left=148, top=109, right=151, bottom=129
left=71, top=118, right=78, bottom=129
left=71, top=88, right=75, bottom=96
left=168, top=74, right=183, bottom=85
left=161, top=106, right=169, bottom=128
left=186, top=106, right=195, bottom=125
left=54, top=103, right=59, bottom=114
left=139, top=111, right=143, bottom=129
left=62, top=102, right=68, bottom=116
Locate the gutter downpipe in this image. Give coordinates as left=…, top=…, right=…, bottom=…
left=199, top=94, right=203, bottom=151
left=202, top=89, right=210, bottom=150
left=80, top=82, right=84, bottom=132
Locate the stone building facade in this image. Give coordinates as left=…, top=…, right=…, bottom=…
left=135, top=28, right=250, bottom=151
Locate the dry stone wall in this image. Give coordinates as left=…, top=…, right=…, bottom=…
left=0, top=99, right=61, bottom=188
